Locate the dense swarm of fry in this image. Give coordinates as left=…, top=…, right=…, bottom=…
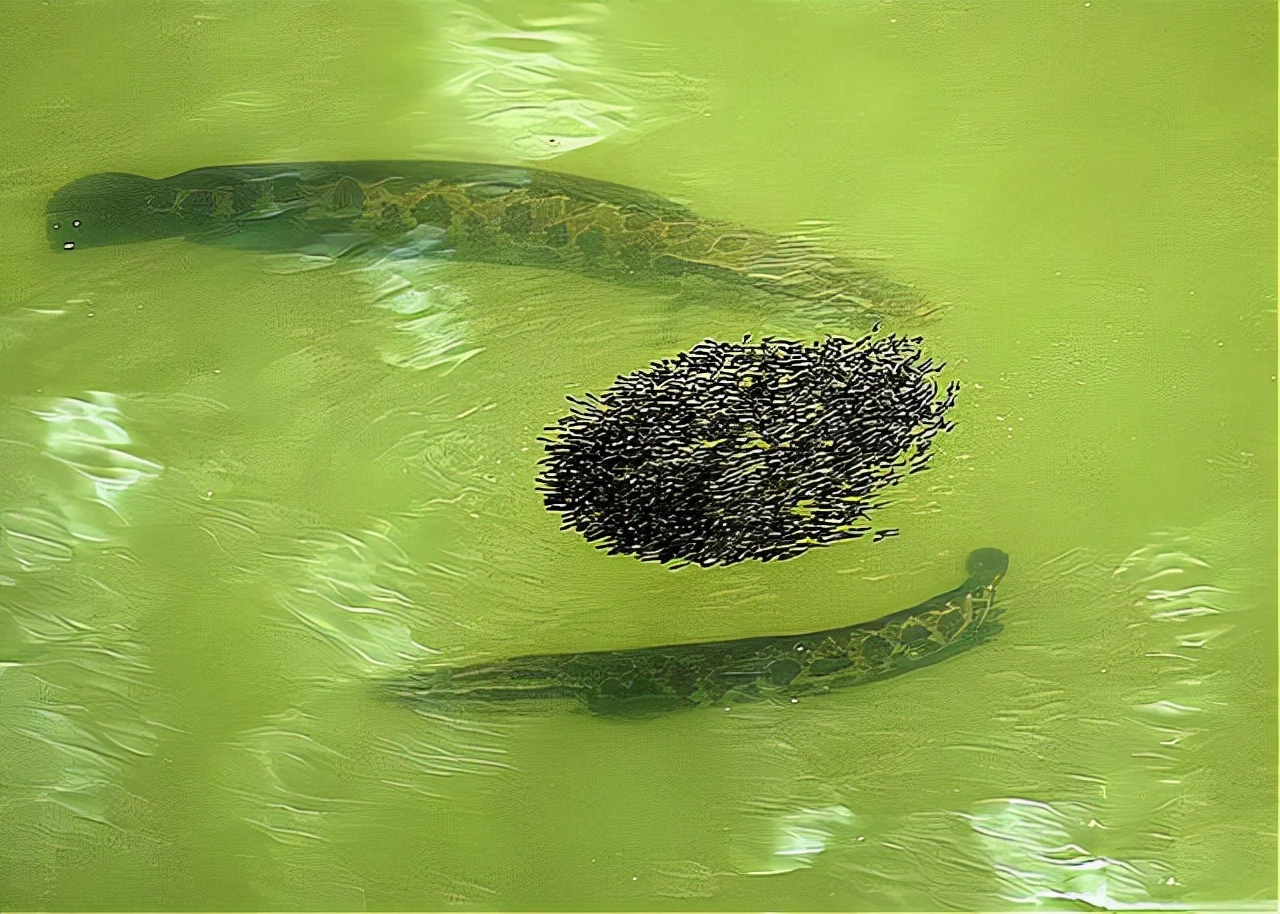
left=538, top=332, right=959, bottom=567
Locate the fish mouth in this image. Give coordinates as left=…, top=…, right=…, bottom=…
left=46, top=213, right=79, bottom=251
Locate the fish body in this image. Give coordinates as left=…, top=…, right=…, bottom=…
left=46, top=161, right=930, bottom=317
left=396, top=548, right=1008, bottom=715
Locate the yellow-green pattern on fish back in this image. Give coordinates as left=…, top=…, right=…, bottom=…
left=46, top=160, right=933, bottom=319
left=395, top=547, right=1009, bottom=715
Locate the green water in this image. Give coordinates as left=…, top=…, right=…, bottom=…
left=1, top=1, right=1275, bottom=910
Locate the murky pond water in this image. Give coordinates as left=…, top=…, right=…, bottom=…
left=1, top=1, right=1275, bottom=910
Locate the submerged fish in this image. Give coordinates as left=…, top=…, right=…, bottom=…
left=394, top=548, right=1009, bottom=715
left=46, top=160, right=931, bottom=318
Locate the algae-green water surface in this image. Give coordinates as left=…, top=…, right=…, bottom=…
left=1, top=1, right=1275, bottom=910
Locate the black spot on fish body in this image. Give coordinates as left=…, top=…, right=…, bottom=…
left=413, top=194, right=452, bottom=228
left=575, top=227, right=607, bottom=257
left=859, top=635, right=893, bottom=665
left=598, top=678, right=629, bottom=698
left=622, top=211, right=653, bottom=232
left=545, top=223, right=569, bottom=247
left=628, top=674, right=662, bottom=696
left=899, top=622, right=931, bottom=644
left=767, top=657, right=802, bottom=686
left=501, top=202, right=533, bottom=237
left=935, top=606, right=966, bottom=640
left=712, top=233, right=749, bottom=254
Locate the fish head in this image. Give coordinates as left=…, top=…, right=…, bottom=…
left=965, top=548, right=1010, bottom=589
left=46, top=172, right=186, bottom=252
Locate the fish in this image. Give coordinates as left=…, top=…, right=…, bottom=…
left=393, top=548, right=1009, bottom=715
left=46, top=160, right=933, bottom=318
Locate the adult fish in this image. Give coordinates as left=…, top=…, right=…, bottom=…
left=394, top=548, right=1008, bottom=715
left=46, top=160, right=931, bottom=318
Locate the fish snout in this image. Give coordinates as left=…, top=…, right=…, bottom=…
left=46, top=213, right=86, bottom=251
left=46, top=172, right=180, bottom=252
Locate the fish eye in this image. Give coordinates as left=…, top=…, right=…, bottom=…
left=73, top=220, right=81, bottom=228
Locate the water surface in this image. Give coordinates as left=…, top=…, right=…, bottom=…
left=1, top=1, right=1275, bottom=910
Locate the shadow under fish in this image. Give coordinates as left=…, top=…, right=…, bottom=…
left=392, top=548, right=1009, bottom=716
left=46, top=160, right=934, bottom=320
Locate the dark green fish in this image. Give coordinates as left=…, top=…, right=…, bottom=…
left=394, top=548, right=1008, bottom=715
left=46, top=160, right=932, bottom=318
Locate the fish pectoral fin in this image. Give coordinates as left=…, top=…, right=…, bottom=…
left=296, top=231, right=379, bottom=259
left=584, top=692, right=696, bottom=717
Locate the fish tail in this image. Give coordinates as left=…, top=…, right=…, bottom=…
left=737, top=232, right=937, bottom=320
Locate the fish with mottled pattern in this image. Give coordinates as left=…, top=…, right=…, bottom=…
left=46, top=160, right=933, bottom=319
left=394, top=548, right=1008, bottom=715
